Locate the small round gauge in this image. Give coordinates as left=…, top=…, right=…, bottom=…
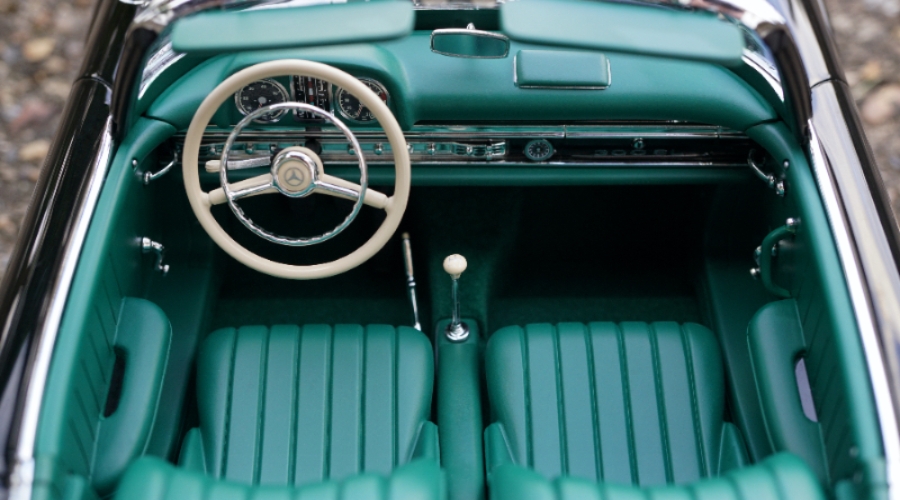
left=524, top=139, right=554, bottom=161
left=234, top=79, right=289, bottom=123
left=334, top=79, right=390, bottom=123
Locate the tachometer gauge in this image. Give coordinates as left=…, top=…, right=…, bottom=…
left=335, top=78, right=390, bottom=123
left=234, top=79, right=289, bottom=123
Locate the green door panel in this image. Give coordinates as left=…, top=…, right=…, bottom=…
left=700, top=257, right=778, bottom=462
left=171, top=1, right=414, bottom=55
left=501, top=0, right=745, bottom=67
left=36, top=118, right=175, bottom=481
left=193, top=324, right=436, bottom=486
left=92, top=298, right=172, bottom=494
left=435, top=319, right=484, bottom=500
left=745, top=123, right=884, bottom=488
left=115, top=457, right=445, bottom=500
left=487, top=453, right=824, bottom=500
left=144, top=33, right=775, bottom=132
left=748, top=299, right=829, bottom=483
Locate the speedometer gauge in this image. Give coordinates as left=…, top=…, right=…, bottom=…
left=334, top=78, right=389, bottom=123
left=235, top=78, right=289, bottom=123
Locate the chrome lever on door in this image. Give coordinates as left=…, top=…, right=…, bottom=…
left=141, top=237, right=170, bottom=276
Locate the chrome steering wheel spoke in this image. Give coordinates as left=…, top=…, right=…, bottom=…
left=214, top=101, right=370, bottom=247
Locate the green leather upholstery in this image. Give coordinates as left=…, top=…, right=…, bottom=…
left=486, top=453, right=823, bottom=500
left=486, top=322, right=747, bottom=485
left=182, top=324, right=437, bottom=486
left=116, top=457, right=445, bottom=500
left=485, top=322, right=825, bottom=500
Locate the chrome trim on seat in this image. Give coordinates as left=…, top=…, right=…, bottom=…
left=808, top=123, right=900, bottom=497
left=8, top=117, right=115, bottom=500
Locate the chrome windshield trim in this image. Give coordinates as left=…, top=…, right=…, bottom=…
left=8, top=118, right=115, bottom=500
left=742, top=48, right=784, bottom=101
left=138, top=39, right=186, bottom=99
left=808, top=122, right=900, bottom=497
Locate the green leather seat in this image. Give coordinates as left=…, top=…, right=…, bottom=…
left=115, top=324, right=442, bottom=500
left=484, top=322, right=824, bottom=500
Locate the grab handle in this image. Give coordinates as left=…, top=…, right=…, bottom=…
left=753, top=218, right=799, bottom=298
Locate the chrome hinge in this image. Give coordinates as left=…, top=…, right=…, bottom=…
left=141, top=237, right=170, bottom=275
left=748, top=150, right=788, bottom=197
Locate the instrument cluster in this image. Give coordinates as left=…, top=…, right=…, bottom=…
left=233, top=75, right=390, bottom=125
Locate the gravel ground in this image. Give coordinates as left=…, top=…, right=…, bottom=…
left=0, top=0, right=898, bottom=283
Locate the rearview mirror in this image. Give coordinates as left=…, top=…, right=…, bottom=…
left=431, top=25, right=510, bottom=59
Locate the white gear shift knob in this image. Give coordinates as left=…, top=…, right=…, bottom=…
left=444, top=254, right=469, bottom=342
left=443, top=254, right=467, bottom=279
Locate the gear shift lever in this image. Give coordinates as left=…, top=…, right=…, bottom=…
left=443, top=254, right=469, bottom=342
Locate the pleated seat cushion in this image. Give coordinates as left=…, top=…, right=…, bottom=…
left=484, top=322, right=749, bottom=486
left=116, top=457, right=445, bottom=500
left=179, top=324, right=438, bottom=487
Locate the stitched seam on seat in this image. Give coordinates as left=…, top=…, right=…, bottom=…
left=253, top=328, right=272, bottom=484
left=222, top=329, right=239, bottom=478
left=553, top=325, right=569, bottom=476
left=616, top=323, right=639, bottom=485
left=685, top=482, right=699, bottom=500
left=359, top=327, right=368, bottom=473
left=324, top=325, right=336, bottom=479
left=681, top=325, right=708, bottom=477
left=724, top=472, right=746, bottom=500
left=763, top=459, right=790, bottom=500
left=649, top=323, right=673, bottom=483
left=254, top=327, right=271, bottom=484
left=289, top=327, right=302, bottom=486
left=522, top=327, right=535, bottom=467
left=584, top=324, right=603, bottom=481
left=392, top=326, right=399, bottom=467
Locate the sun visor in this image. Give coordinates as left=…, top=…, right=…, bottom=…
left=171, top=1, right=414, bottom=55
left=501, top=0, right=745, bottom=68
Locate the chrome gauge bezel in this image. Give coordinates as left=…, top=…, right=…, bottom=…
left=524, top=138, right=555, bottom=161
left=234, top=78, right=290, bottom=123
left=334, top=78, right=390, bottom=124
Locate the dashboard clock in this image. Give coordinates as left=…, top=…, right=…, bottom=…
left=334, top=78, right=389, bottom=123
left=524, top=139, right=555, bottom=161
left=234, top=78, right=289, bottom=123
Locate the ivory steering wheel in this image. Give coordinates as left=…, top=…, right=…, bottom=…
left=182, top=60, right=410, bottom=279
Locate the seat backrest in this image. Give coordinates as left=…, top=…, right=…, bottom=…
left=190, top=324, right=434, bottom=486
left=485, top=322, right=747, bottom=486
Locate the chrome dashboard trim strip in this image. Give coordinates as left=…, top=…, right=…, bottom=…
left=8, top=118, right=115, bottom=500
left=180, top=124, right=747, bottom=141
left=808, top=123, right=900, bottom=497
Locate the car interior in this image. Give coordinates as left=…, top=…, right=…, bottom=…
left=28, top=1, right=888, bottom=500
